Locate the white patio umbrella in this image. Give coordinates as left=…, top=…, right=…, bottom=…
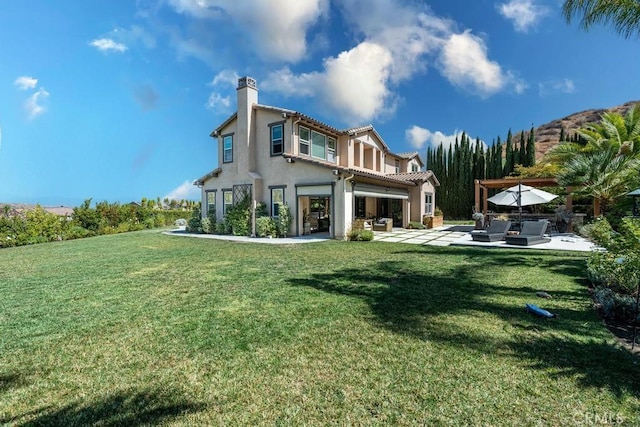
left=487, top=183, right=558, bottom=225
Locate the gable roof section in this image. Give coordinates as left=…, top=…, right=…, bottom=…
left=212, top=113, right=237, bottom=136
left=194, top=167, right=222, bottom=186
left=388, top=171, right=440, bottom=186
left=344, top=125, right=391, bottom=152
left=394, top=151, right=424, bottom=166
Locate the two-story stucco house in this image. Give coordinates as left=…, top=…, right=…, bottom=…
left=194, top=76, right=439, bottom=239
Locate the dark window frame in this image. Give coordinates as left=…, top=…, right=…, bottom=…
left=269, top=185, right=286, bottom=217
left=270, top=121, right=285, bottom=156
left=222, top=189, right=233, bottom=215
left=205, top=190, right=217, bottom=217
left=222, top=133, right=234, bottom=164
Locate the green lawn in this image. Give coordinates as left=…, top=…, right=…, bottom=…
left=1, top=230, right=638, bottom=425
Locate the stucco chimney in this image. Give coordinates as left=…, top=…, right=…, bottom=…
left=237, top=77, right=258, bottom=173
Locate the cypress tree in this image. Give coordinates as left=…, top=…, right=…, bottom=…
left=525, top=126, right=536, bottom=167
left=503, top=129, right=513, bottom=176
left=518, top=131, right=526, bottom=166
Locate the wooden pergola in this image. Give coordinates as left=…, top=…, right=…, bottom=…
left=474, top=177, right=572, bottom=214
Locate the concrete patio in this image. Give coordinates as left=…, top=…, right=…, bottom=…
left=374, top=225, right=597, bottom=252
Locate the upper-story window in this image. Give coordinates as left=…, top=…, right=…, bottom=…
left=311, top=131, right=326, bottom=159
left=223, top=134, right=233, bottom=163
left=270, top=122, right=284, bottom=156
left=411, top=163, right=419, bottom=172
left=299, top=126, right=310, bottom=155
left=327, top=137, right=336, bottom=163
left=395, top=159, right=400, bottom=173
left=299, top=125, right=335, bottom=163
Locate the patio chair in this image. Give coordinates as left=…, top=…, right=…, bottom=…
left=372, top=218, right=393, bottom=232
left=505, top=221, right=551, bottom=246
left=471, top=220, right=512, bottom=242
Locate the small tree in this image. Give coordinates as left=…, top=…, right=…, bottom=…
left=276, top=204, right=292, bottom=237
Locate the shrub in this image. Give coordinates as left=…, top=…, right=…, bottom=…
left=187, top=207, right=203, bottom=233
left=276, top=204, right=292, bottom=237
left=256, top=216, right=276, bottom=237
left=216, top=220, right=229, bottom=234
left=593, top=286, right=639, bottom=324
left=225, top=195, right=251, bottom=236
left=407, top=221, right=426, bottom=229
left=201, top=218, right=212, bottom=234
left=348, top=229, right=374, bottom=241
left=174, top=218, right=187, bottom=227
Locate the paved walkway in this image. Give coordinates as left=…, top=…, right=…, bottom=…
left=165, top=225, right=596, bottom=252
left=374, top=226, right=471, bottom=247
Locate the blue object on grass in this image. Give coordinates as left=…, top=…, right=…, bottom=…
left=526, top=303, right=556, bottom=318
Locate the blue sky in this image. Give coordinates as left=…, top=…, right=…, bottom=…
left=1, top=0, right=638, bottom=206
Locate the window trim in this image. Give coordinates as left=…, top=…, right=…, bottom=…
left=395, top=159, right=400, bottom=174
left=311, top=130, right=326, bottom=160
left=222, top=133, right=234, bottom=164
left=222, top=189, right=233, bottom=215
left=205, top=190, right=217, bottom=218
left=424, top=192, right=433, bottom=216
left=269, top=121, right=285, bottom=156
left=269, top=186, right=286, bottom=217
left=299, top=125, right=310, bottom=155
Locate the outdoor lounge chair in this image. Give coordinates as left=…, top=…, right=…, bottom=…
left=471, top=220, right=512, bottom=242
left=373, top=218, right=393, bottom=232
left=505, top=221, right=551, bottom=246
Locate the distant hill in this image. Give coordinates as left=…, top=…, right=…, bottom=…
left=521, top=100, right=639, bottom=159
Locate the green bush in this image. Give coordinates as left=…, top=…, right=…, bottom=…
left=187, top=207, right=203, bottom=233
left=256, top=216, right=276, bottom=237
left=225, top=195, right=251, bottom=236
left=407, top=221, right=426, bottom=229
left=276, top=204, right=292, bottom=237
left=348, top=229, right=374, bottom=241
left=201, top=218, right=212, bottom=234
left=593, top=286, right=639, bottom=324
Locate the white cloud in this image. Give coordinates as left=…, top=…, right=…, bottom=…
left=263, top=0, right=520, bottom=125
left=14, top=76, right=38, bottom=90
left=538, top=78, right=576, bottom=97
left=25, top=88, right=49, bottom=119
left=164, top=180, right=201, bottom=201
left=438, top=31, right=517, bottom=98
left=321, top=42, right=395, bottom=122
left=405, top=126, right=469, bottom=150
left=205, top=69, right=239, bottom=113
left=89, top=38, right=128, bottom=52
left=166, top=0, right=328, bottom=62
left=497, top=0, right=548, bottom=33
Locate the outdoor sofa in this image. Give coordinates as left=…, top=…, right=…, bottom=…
left=372, top=218, right=393, bottom=232
left=505, top=220, right=551, bottom=246
left=471, top=219, right=512, bottom=242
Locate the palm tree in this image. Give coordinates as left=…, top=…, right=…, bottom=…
left=563, top=0, right=640, bottom=38
left=548, top=104, right=640, bottom=216
left=558, top=145, right=639, bottom=216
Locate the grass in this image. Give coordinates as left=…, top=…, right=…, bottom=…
left=0, top=230, right=639, bottom=425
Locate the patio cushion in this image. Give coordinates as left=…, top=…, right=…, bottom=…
left=471, top=220, right=512, bottom=242
left=505, top=221, right=551, bottom=246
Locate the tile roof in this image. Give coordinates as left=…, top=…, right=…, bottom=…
left=388, top=171, right=440, bottom=186
left=194, top=167, right=221, bottom=186
left=282, top=154, right=417, bottom=186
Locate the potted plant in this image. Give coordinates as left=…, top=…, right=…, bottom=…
left=302, top=208, right=311, bottom=235
left=472, top=211, right=485, bottom=230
